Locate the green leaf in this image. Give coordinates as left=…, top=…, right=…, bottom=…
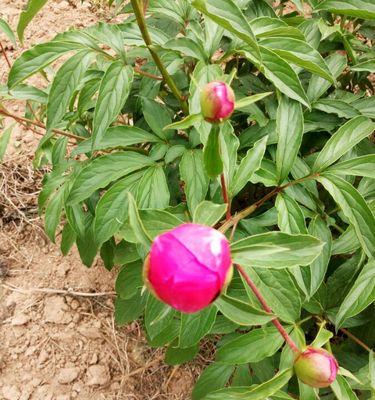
left=275, top=193, right=307, bottom=234
left=2, top=84, right=48, bottom=103
left=318, top=174, right=375, bottom=259
left=216, top=326, right=290, bottom=364
left=351, top=59, right=375, bottom=73
left=230, top=136, right=268, bottom=197
left=73, top=125, right=161, bottom=155
left=0, top=18, right=17, bottom=46
left=231, top=232, right=323, bottom=268
left=67, top=152, right=154, bottom=204
left=8, top=41, right=81, bottom=88
left=164, top=114, right=203, bottom=131
left=335, top=260, right=375, bottom=329
left=46, top=50, right=93, bottom=131
left=17, top=0, right=48, bottom=43
left=306, top=216, right=332, bottom=297
left=115, top=261, right=143, bottom=300
left=163, top=37, right=208, bottom=61
left=235, top=92, right=272, bottom=109
left=165, top=343, right=199, bottom=365
left=93, top=171, right=142, bottom=246
left=192, top=363, right=235, bottom=400
left=326, top=155, right=375, bottom=179
left=115, top=290, right=147, bottom=326
left=44, top=184, right=65, bottom=242
left=0, top=125, right=12, bottom=162
left=311, top=326, right=333, bottom=348
left=276, top=96, right=304, bottom=183
left=114, top=241, right=140, bottom=265
left=92, top=62, right=134, bottom=149
left=260, top=37, right=333, bottom=82
left=307, top=53, right=347, bottom=102
left=142, top=97, right=173, bottom=140
left=312, top=99, right=360, bottom=118
left=192, top=0, right=260, bottom=60
left=180, top=149, right=209, bottom=213
left=145, top=295, right=176, bottom=339
left=179, top=306, right=217, bottom=348
left=127, top=193, right=152, bottom=249
left=204, top=124, right=224, bottom=178
left=193, top=201, right=227, bottom=226
left=203, top=369, right=293, bottom=400
left=312, top=116, right=375, bottom=172
left=250, top=17, right=305, bottom=40
left=331, top=375, right=360, bottom=400
left=136, top=165, right=170, bottom=209
left=332, top=226, right=360, bottom=256
left=215, top=294, right=274, bottom=326
left=315, top=0, right=375, bottom=20
left=242, top=266, right=302, bottom=323
left=60, top=222, right=76, bottom=256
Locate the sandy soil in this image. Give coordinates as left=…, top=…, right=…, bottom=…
left=0, top=1, right=198, bottom=399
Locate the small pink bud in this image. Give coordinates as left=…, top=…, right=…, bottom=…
left=143, top=223, right=232, bottom=313
left=294, top=346, right=339, bottom=388
left=200, top=81, right=235, bottom=122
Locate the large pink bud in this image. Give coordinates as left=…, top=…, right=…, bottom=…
left=200, top=81, right=235, bottom=122
left=294, top=347, right=339, bottom=388
left=144, top=223, right=232, bottom=313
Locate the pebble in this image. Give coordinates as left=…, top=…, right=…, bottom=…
left=86, top=365, right=110, bottom=386
left=57, top=367, right=80, bottom=384
left=2, top=385, right=21, bottom=400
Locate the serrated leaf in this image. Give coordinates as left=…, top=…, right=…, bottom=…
left=230, top=136, right=268, bottom=197
left=17, top=0, right=48, bottom=43
left=46, top=50, right=93, bottom=132
left=67, top=152, right=154, bottom=205
left=193, top=201, right=227, bottom=226
left=335, top=260, right=375, bottom=329
left=215, top=294, right=274, bottom=326
left=276, top=96, right=304, bottom=183
left=312, top=116, right=375, bottom=172
left=318, top=174, right=375, bottom=259
left=231, top=232, right=323, bottom=268
left=92, top=62, right=133, bottom=149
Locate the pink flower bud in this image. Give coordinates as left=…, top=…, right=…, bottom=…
left=144, top=223, right=232, bottom=313
left=294, top=346, right=339, bottom=388
left=200, top=81, right=235, bottom=122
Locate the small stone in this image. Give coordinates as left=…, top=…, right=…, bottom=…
left=38, top=349, right=49, bottom=365
left=2, top=385, right=21, bottom=400
left=44, top=295, right=72, bottom=324
left=78, top=325, right=101, bottom=340
left=57, top=367, right=80, bottom=384
left=70, top=299, right=80, bottom=310
left=89, top=353, right=98, bottom=365
left=86, top=365, right=110, bottom=386
left=11, top=312, right=30, bottom=326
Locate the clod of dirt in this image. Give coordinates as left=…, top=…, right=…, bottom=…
left=11, top=312, right=30, bottom=326
left=57, top=367, right=80, bottom=384
left=2, top=385, right=21, bottom=400
left=86, top=365, right=110, bottom=386
left=43, top=295, right=72, bottom=324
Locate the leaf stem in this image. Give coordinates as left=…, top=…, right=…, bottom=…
left=130, top=0, right=189, bottom=114
left=0, top=107, right=83, bottom=141
left=340, top=328, right=372, bottom=352
left=235, top=263, right=300, bottom=354
left=0, top=41, right=12, bottom=69
left=219, top=174, right=317, bottom=233
left=220, top=173, right=231, bottom=221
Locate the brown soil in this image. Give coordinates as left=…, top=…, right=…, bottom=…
left=0, top=2, right=199, bottom=399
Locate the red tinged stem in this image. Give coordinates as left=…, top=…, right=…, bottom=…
left=220, top=173, right=231, bottom=221
left=235, top=263, right=300, bottom=354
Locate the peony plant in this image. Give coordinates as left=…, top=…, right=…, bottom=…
left=0, top=0, right=374, bottom=398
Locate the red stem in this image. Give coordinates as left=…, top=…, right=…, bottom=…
left=220, top=173, right=231, bottom=221
left=0, top=41, right=12, bottom=68
left=235, top=263, right=300, bottom=354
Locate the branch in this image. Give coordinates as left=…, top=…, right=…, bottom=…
left=130, top=0, right=189, bottom=114
left=235, top=263, right=300, bottom=353
left=220, top=173, right=231, bottom=221
left=134, top=66, right=163, bottom=81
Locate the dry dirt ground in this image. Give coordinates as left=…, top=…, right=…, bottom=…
left=0, top=1, right=199, bottom=399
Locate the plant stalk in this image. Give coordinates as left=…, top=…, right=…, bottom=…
left=235, top=263, right=300, bottom=354
left=0, top=41, right=11, bottom=68
left=220, top=173, right=231, bottom=221
left=130, top=0, right=189, bottom=114
left=340, top=328, right=372, bottom=352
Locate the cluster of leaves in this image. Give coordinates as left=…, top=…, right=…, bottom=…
left=0, top=0, right=374, bottom=398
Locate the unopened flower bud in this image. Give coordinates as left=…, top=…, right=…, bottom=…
left=143, top=223, right=232, bottom=313
left=200, top=81, right=235, bottom=122
left=294, top=346, right=339, bottom=388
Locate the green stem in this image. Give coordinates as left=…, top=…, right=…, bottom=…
left=130, top=0, right=189, bottom=114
